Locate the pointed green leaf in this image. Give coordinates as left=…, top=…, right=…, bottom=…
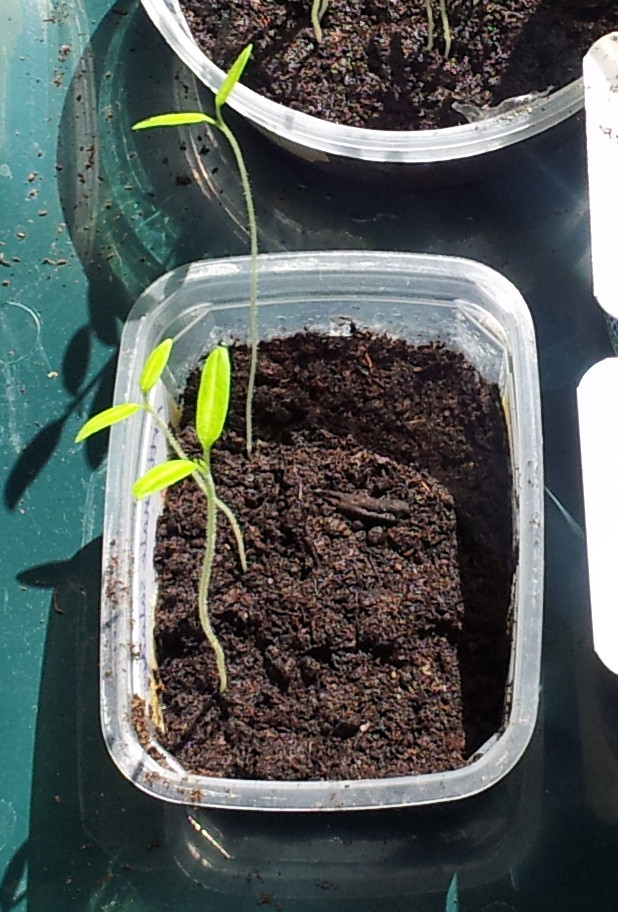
left=215, top=44, right=253, bottom=112
left=132, top=459, right=197, bottom=499
left=75, top=403, right=142, bottom=443
left=140, top=338, right=173, bottom=394
left=132, top=112, right=216, bottom=131
left=196, top=346, right=230, bottom=452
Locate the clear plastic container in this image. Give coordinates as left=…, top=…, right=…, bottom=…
left=165, top=722, right=544, bottom=894
left=140, top=0, right=582, bottom=174
left=101, top=250, right=544, bottom=811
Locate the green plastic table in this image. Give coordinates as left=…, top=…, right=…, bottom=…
left=2, top=2, right=617, bottom=909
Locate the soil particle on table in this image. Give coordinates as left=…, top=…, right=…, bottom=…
left=179, top=0, right=618, bottom=129
left=152, top=332, right=514, bottom=781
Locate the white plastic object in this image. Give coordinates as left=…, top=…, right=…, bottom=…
left=584, top=33, right=618, bottom=321
left=141, top=0, right=582, bottom=167
left=578, top=357, right=618, bottom=674
left=101, top=250, right=544, bottom=810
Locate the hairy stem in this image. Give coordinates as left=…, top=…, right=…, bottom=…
left=215, top=497, right=248, bottom=571
left=198, top=465, right=228, bottom=692
left=424, top=0, right=435, bottom=51
left=146, top=403, right=247, bottom=571
left=438, top=0, right=452, bottom=57
left=218, top=120, right=259, bottom=456
left=311, top=0, right=329, bottom=42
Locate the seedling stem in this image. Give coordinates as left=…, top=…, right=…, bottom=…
left=132, top=45, right=259, bottom=455
left=75, top=340, right=243, bottom=692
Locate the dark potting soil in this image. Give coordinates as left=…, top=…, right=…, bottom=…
left=152, top=332, right=515, bottom=781
left=179, top=0, right=618, bottom=129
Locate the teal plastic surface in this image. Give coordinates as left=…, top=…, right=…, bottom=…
left=1, top=0, right=616, bottom=909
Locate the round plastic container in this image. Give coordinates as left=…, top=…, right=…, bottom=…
left=141, top=0, right=583, bottom=177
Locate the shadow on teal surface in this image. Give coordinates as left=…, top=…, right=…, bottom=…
left=3, top=353, right=117, bottom=512
left=2, top=538, right=228, bottom=911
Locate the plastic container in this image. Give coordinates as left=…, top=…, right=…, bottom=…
left=140, top=0, right=583, bottom=178
left=166, top=721, right=544, bottom=895
left=101, top=250, right=544, bottom=811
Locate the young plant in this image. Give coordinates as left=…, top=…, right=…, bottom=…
left=132, top=45, right=259, bottom=456
left=310, top=0, right=450, bottom=55
left=311, top=0, right=329, bottom=42
left=425, top=0, right=452, bottom=57
left=75, top=339, right=246, bottom=693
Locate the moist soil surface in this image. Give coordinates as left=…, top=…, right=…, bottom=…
left=152, top=332, right=515, bottom=781
left=179, top=0, right=618, bottom=129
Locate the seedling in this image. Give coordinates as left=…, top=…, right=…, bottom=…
left=132, top=45, right=259, bottom=455
left=311, top=0, right=329, bottom=42
left=425, top=0, right=452, bottom=57
left=310, top=0, right=450, bottom=56
left=75, top=339, right=246, bottom=692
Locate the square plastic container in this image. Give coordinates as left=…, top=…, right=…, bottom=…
left=101, top=250, right=543, bottom=810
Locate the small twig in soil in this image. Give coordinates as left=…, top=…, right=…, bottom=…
left=321, top=490, right=413, bottom=525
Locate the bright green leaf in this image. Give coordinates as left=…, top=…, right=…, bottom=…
left=132, top=459, right=197, bottom=499
left=75, top=403, right=142, bottom=443
left=215, top=44, right=253, bottom=112
left=132, top=112, right=216, bottom=131
left=196, top=346, right=231, bottom=452
left=140, top=338, right=173, bottom=395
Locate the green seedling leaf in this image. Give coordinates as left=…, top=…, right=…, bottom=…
left=215, top=44, right=253, bottom=112
left=196, top=346, right=231, bottom=452
left=132, top=112, right=215, bottom=131
left=75, top=403, right=142, bottom=443
left=140, top=338, right=173, bottom=394
left=132, top=458, right=197, bottom=499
